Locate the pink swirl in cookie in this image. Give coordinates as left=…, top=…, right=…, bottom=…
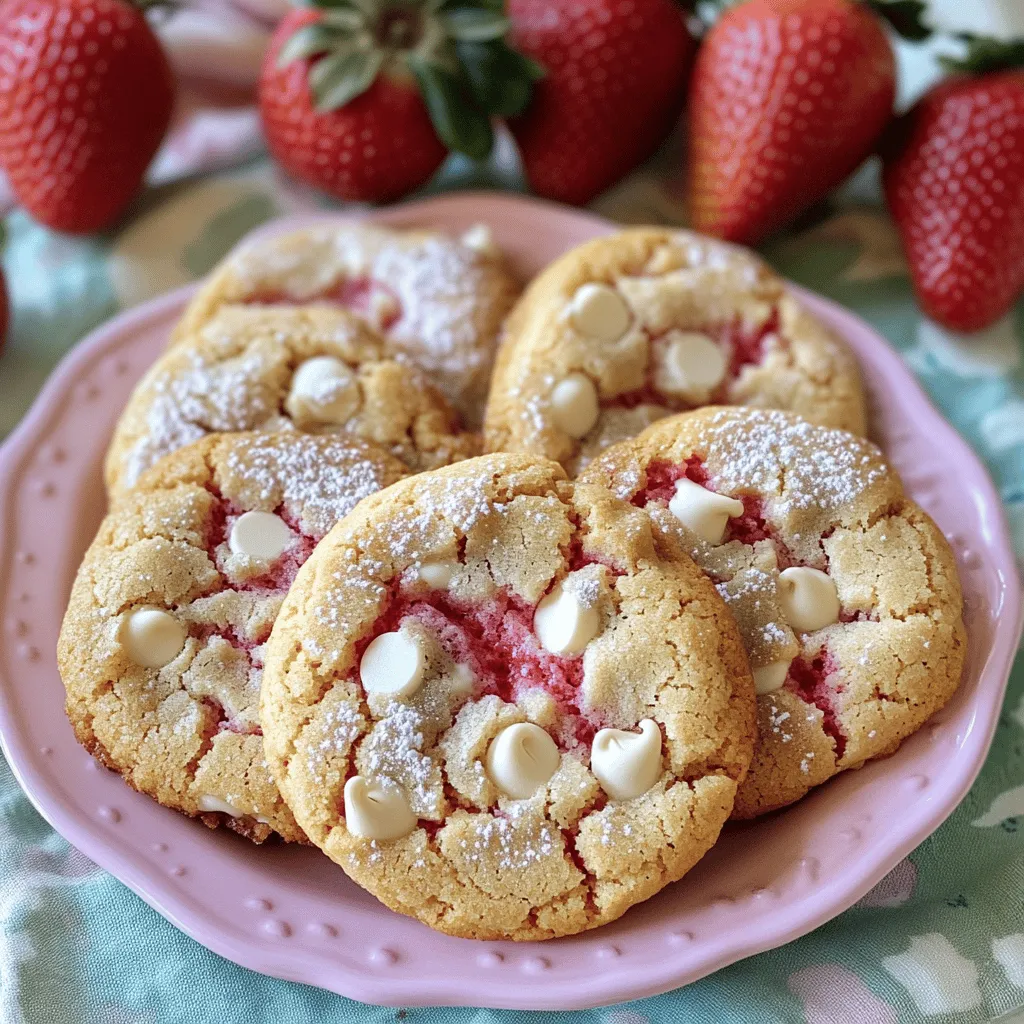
left=630, top=454, right=849, bottom=747
left=608, top=310, right=783, bottom=414
left=358, top=585, right=604, bottom=752
left=175, top=226, right=521, bottom=426
left=205, top=499, right=316, bottom=595
left=256, top=454, right=758, bottom=937
left=247, top=277, right=403, bottom=332
left=634, top=457, right=797, bottom=568
left=728, top=309, right=780, bottom=375
left=787, top=652, right=846, bottom=758
left=578, top=407, right=965, bottom=818
left=630, top=456, right=707, bottom=505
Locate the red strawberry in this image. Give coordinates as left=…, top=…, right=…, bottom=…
left=508, top=0, right=695, bottom=206
left=259, top=3, right=541, bottom=205
left=688, top=0, right=896, bottom=245
left=0, top=0, right=174, bottom=234
left=884, top=71, right=1024, bottom=333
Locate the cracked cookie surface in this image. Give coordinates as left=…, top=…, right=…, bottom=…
left=578, top=407, right=966, bottom=817
left=484, top=228, right=866, bottom=474
left=59, top=432, right=406, bottom=843
left=260, top=452, right=756, bottom=939
left=105, top=305, right=478, bottom=497
left=173, top=222, right=520, bottom=425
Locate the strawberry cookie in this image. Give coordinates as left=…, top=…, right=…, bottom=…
left=59, top=432, right=406, bottom=843
left=260, top=453, right=755, bottom=939
left=173, top=222, right=520, bottom=424
left=105, top=305, right=477, bottom=497
left=484, top=228, right=866, bottom=474
left=579, top=407, right=966, bottom=817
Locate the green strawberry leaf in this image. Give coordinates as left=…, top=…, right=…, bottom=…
left=305, top=0, right=371, bottom=10
left=308, top=43, right=355, bottom=90
left=439, top=0, right=504, bottom=12
left=311, top=48, right=384, bottom=111
left=865, top=0, right=931, bottom=41
left=940, top=34, right=1024, bottom=74
left=408, top=53, right=494, bottom=160
left=318, top=7, right=367, bottom=30
left=439, top=7, right=510, bottom=42
left=276, top=23, right=343, bottom=68
left=456, top=39, right=542, bottom=116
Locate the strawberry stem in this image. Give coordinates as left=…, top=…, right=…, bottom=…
left=940, top=35, right=1024, bottom=75
left=864, top=0, right=931, bottom=42
left=278, top=0, right=539, bottom=161
left=132, top=0, right=178, bottom=17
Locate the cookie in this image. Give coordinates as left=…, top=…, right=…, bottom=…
left=484, top=228, right=866, bottom=474
left=105, top=304, right=478, bottom=497
left=260, top=452, right=755, bottom=939
left=173, top=222, right=520, bottom=425
left=578, top=407, right=966, bottom=817
left=59, top=432, right=407, bottom=843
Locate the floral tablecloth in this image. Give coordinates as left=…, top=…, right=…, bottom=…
left=2, top=50, right=1024, bottom=1024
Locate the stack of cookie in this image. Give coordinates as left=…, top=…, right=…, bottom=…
left=58, top=223, right=966, bottom=941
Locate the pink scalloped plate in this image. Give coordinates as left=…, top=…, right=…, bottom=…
left=0, top=194, right=1020, bottom=1011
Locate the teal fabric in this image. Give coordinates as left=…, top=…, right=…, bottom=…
left=1, top=151, right=1023, bottom=1023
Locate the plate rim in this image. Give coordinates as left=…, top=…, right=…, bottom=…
left=0, top=191, right=1021, bottom=1010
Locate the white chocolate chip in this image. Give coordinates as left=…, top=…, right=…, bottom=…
left=778, top=567, right=840, bottom=633
left=195, top=794, right=272, bottom=825
left=568, top=283, right=631, bottom=343
left=590, top=719, right=662, bottom=800
left=754, top=660, right=792, bottom=695
left=534, top=582, right=600, bottom=656
left=285, top=356, right=361, bottom=425
left=550, top=374, right=599, bottom=439
left=416, top=561, right=455, bottom=589
left=228, top=510, right=292, bottom=562
left=486, top=722, right=560, bottom=799
left=359, top=630, right=425, bottom=699
left=343, top=776, right=416, bottom=840
left=197, top=794, right=241, bottom=816
left=654, top=330, right=727, bottom=402
left=121, top=607, right=185, bottom=668
left=460, top=223, right=500, bottom=259
left=668, top=478, right=745, bottom=545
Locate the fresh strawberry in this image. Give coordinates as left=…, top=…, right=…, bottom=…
left=0, top=0, right=175, bottom=234
left=259, top=2, right=541, bottom=204
left=688, top=0, right=897, bottom=245
left=507, top=0, right=695, bottom=206
left=884, top=70, right=1024, bottom=332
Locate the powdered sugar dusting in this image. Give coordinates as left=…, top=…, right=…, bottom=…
left=371, top=236, right=493, bottom=376
left=224, top=435, right=391, bottom=538
left=307, top=699, right=365, bottom=779
left=703, top=409, right=884, bottom=514
left=359, top=703, right=441, bottom=816
left=563, top=570, right=601, bottom=609
left=767, top=703, right=794, bottom=744
left=460, top=810, right=560, bottom=871
left=377, top=474, right=505, bottom=566
left=125, top=349, right=276, bottom=487
left=228, top=224, right=513, bottom=412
